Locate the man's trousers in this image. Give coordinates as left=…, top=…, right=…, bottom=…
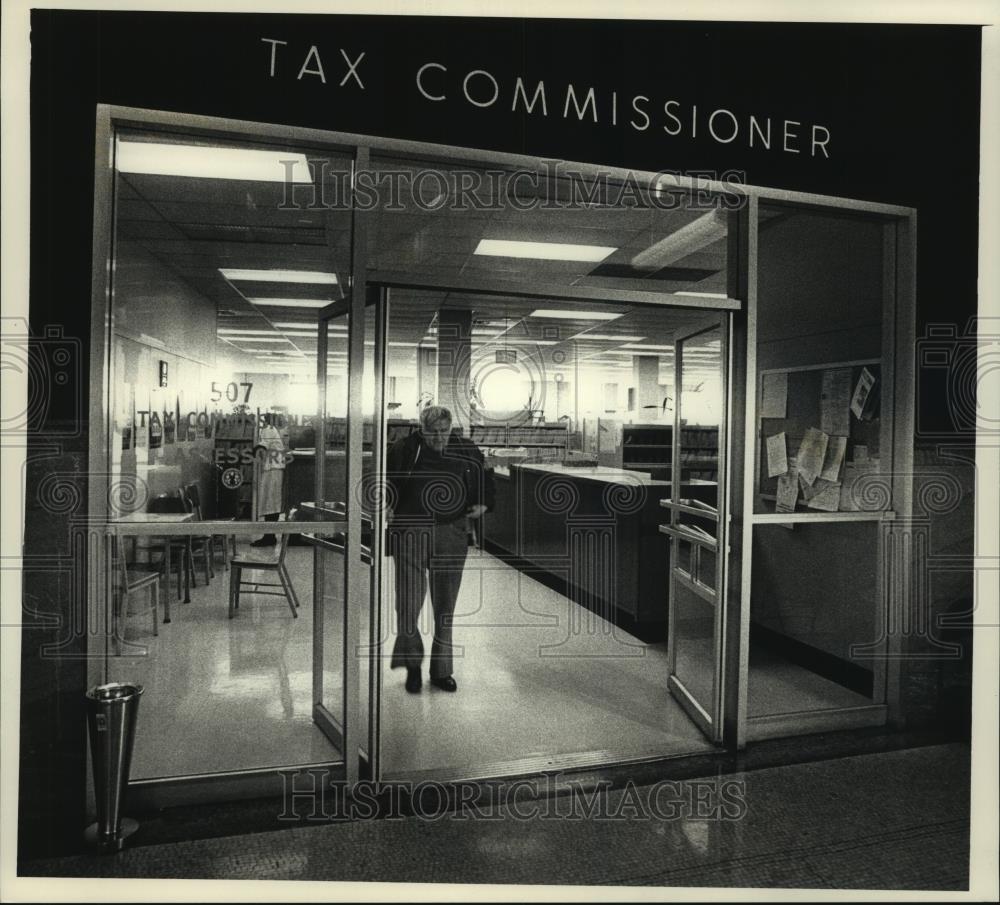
left=389, top=520, right=469, bottom=679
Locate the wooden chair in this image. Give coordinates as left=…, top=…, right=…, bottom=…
left=183, top=481, right=233, bottom=571
left=228, top=532, right=300, bottom=619
left=177, top=485, right=214, bottom=586
left=114, top=534, right=161, bottom=646
left=146, top=493, right=193, bottom=601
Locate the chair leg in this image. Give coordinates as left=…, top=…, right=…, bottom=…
left=229, top=566, right=238, bottom=618
left=279, top=565, right=299, bottom=617
left=207, top=542, right=215, bottom=580
left=150, top=584, right=158, bottom=637
left=220, top=536, right=229, bottom=571
left=188, top=539, right=198, bottom=588
left=162, top=575, right=171, bottom=624
left=282, top=564, right=301, bottom=609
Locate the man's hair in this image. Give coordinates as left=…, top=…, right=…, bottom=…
left=419, top=405, right=453, bottom=430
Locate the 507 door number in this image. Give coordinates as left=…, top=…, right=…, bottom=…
left=211, top=381, right=253, bottom=404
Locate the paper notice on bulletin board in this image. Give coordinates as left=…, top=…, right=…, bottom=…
left=820, top=368, right=852, bottom=435
left=820, top=436, right=847, bottom=482
left=760, top=371, right=788, bottom=418
left=776, top=470, right=799, bottom=513
left=796, top=427, right=829, bottom=486
left=851, top=366, right=877, bottom=420
left=805, top=479, right=842, bottom=512
left=766, top=432, right=788, bottom=477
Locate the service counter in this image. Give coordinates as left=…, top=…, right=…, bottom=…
left=484, top=462, right=716, bottom=626
left=285, top=448, right=373, bottom=514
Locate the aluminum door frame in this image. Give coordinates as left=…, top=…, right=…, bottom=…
left=662, top=313, right=733, bottom=743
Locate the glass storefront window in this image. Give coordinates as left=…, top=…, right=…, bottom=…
left=106, top=127, right=354, bottom=779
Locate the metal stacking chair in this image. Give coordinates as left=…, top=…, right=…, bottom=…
left=182, top=481, right=233, bottom=571
left=228, top=531, right=300, bottom=619
left=177, top=484, right=215, bottom=586
left=113, top=534, right=161, bottom=646
left=146, top=493, right=193, bottom=601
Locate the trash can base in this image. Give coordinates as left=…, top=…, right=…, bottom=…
left=84, top=817, right=139, bottom=853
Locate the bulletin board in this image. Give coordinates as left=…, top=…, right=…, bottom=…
left=755, top=360, right=885, bottom=515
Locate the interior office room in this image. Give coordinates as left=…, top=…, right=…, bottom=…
left=65, top=106, right=931, bottom=811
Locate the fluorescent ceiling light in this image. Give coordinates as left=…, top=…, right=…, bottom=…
left=272, top=321, right=345, bottom=330
left=223, top=270, right=339, bottom=285
left=474, top=339, right=557, bottom=346
left=424, top=327, right=502, bottom=336
left=474, top=240, right=616, bottom=262
left=226, top=337, right=292, bottom=344
left=248, top=299, right=332, bottom=309
left=570, top=333, right=646, bottom=342
left=630, top=209, right=727, bottom=269
left=529, top=309, right=621, bottom=320
left=117, top=142, right=314, bottom=183
left=219, top=329, right=281, bottom=336
left=620, top=344, right=674, bottom=352
left=673, top=290, right=730, bottom=299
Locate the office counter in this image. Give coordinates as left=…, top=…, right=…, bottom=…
left=484, top=463, right=716, bottom=626
left=285, top=448, right=373, bottom=514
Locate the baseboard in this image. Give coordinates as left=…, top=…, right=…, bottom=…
left=751, top=623, right=874, bottom=697
left=481, top=540, right=666, bottom=643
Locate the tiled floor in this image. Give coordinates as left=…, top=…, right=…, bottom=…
left=119, top=543, right=336, bottom=779
left=19, top=744, right=972, bottom=890
left=116, top=540, right=877, bottom=781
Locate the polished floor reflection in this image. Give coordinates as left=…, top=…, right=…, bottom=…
left=117, top=539, right=714, bottom=781
left=378, top=544, right=714, bottom=780
left=119, top=543, right=336, bottom=780
left=24, top=743, right=972, bottom=890
left=117, top=538, right=875, bottom=782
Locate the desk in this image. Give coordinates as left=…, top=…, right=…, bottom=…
left=484, top=463, right=717, bottom=626
left=114, top=513, right=194, bottom=611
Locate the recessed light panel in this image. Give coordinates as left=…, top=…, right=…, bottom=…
left=474, top=240, right=616, bottom=262
left=569, top=333, right=646, bottom=342
left=118, top=143, right=313, bottom=183
left=222, top=270, right=338, bottom=285
left=248, top=299, right=332, bottom=309
left=529, top=310, right=621, bottom=320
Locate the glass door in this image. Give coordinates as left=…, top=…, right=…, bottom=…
left=662, top=317, right=731, bottom=742
left=312, top=287, right=386, bottom=781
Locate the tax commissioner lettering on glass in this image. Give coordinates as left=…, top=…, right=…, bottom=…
left=259, top=38, right=832, bottom=158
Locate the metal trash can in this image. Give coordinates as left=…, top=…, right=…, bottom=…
left=84, top=682, right=143, bottom=852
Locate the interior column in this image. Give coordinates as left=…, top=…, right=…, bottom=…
left=436, top=308, right=472, bottom=432
left=417, top=344, right=437, bottom=410
left=632, top=355, right=662, bottom=419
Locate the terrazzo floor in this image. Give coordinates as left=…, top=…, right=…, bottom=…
left=115, top=540, right=877, bottom=782
left=19, top=743, right=973, bottom=892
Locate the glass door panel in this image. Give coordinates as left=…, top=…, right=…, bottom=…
left=312, top=289, right=386, bottom=775
left=664, top=320, right=729, bottom=742
left=312, top=309, right=350, bottom=747
left=103, top=124, right=354, bottom=781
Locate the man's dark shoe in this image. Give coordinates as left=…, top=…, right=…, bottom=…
left=250, top=536, right=276, bottom=547
left=430, top=675, right=457, bottom=692
left=405, top=668, right=422, bottom=693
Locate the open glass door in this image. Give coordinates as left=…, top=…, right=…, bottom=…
left=312, top=287, right=386, bottom=780
left=311, top=302, right=349, bottom=757
left=662, top=317, right=731, bottom=742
